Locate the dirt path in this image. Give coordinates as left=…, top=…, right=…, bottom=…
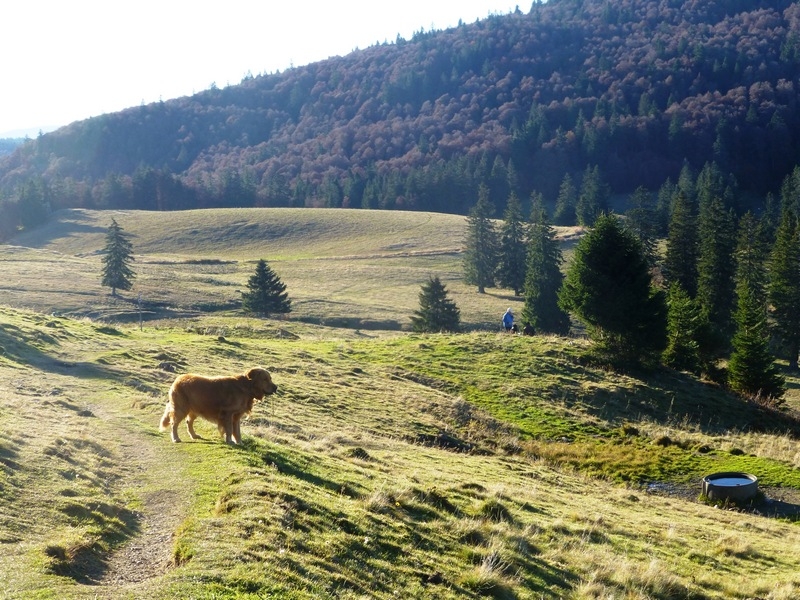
left=91, top=416, right=192, bottom=591
left=98, top=488, right=184, bottom=586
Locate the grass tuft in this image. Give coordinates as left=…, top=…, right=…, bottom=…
left=460, top=549, right=517, bottom=599
left=478, top=498, right=514, bottom=523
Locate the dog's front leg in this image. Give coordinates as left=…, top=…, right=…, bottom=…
left=171, top=421, right=182, bottom=443
left=232, top=414, right=243, bottom=445
left=222, top=413, right=236, bottom=444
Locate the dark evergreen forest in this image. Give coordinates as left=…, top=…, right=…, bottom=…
left=2, top=0, right=800, bottom=234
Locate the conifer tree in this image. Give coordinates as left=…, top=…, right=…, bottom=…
left=728, top=212, right=785, bottom=398
left=522, top=197, right=570, bottom=335
left=559, top=214, right=666, bottom=365
left=575, top=164, right=608, bottom=227
left=18, top=178, right=50, bottom=229
left=695, top=162, right=730, bottom=214
left=677, top=162, right=695, bottom=202
left=655, top=178, right=677, bottom=236
left=100, top=218, right=135, bottom=296
left=779, top=165, right=800, bottom=217
left=695, top=196, right=736, bottom=349
left=728, top=219, right=784, bottom=401
left=625, top=186, right=659, bottom=265
left=662, top=284, right=703, bottom=373
left=410, top=276, right=461, bottom=333
left=761, top=192, right=781, bottom=243
left=735, top=212, right=768, bottom=307
left=664, top=191, right=699, bottom=297
left=728, top=284, right=785, bottom=401
left=241, top=259, right=291, bottom=316
left=768, top=210, right=800, bottom=369
left=463, top=183, right=498, bottom=294
left=553, top=173, right=577, bottom=226
left=488, top=155, right=510, bottom=213
left=497, top=192, right=528, bottom=295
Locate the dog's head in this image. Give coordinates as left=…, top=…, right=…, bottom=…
left=246, top=367, right=278, bottom=399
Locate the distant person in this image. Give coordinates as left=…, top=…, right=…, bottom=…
left=502, top=308, right=514, bottom=332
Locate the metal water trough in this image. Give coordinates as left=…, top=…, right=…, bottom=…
left=701, top=472, right=759, bottom=502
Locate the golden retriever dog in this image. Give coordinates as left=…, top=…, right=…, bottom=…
left=160, top=367, right=277, bottom=444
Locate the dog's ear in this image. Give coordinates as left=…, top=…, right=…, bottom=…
left=246, top=367, right=267, bottom=381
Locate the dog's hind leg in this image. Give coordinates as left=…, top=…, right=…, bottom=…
left=186, top=414, right=203, bottom=440
left=169, top=405, right=188, bottom=443
left=160, top=403, right=183, bottom=443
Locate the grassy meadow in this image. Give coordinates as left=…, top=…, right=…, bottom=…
left=1, top=208, right=799, bottom=599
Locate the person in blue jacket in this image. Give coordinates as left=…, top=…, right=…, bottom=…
left=502, top=308, right=514, bottom=332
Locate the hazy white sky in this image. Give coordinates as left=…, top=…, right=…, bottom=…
left=1, top=1, right=524, bottom=137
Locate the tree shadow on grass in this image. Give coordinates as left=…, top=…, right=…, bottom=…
left=557, top=361, right=800, bottom=438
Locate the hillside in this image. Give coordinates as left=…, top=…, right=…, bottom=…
left=2, top=307, right=800, bottom=599
left=2, top=0, right=800, bottom=227
left=0, top=207, right=521, bottom=329
left=2, top=207, right=800, bottom=598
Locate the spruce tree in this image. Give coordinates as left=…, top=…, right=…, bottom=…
left=728, top=284, right=785, bottom=402
left=522, top=197, right=570, bottom=335
left=695, top=196, right=736, bottom=349
left=553, top=173, right=577, bottom=226
left=100, top=218, right=135, bottom=296
left=695, top=162, right=731, bottom=214
left=463, top=183, right=498, bottom=294
left=662, top=284, right=703, bottom=373
left=664, top=191, right=699, bottom=297
left=241, top=259, right=291, bottom=316
left=488, top=155, right=510, bottom=213
left=677, top=162, right=695, bottom=202
left=575, top=165, right=608, bottom=227
left=655, top=178, right=677, bottom=236
left=735, top=212, right=768, bottom=307
left=410, top=276, right=461, bottom=333
left=18, top=178, right=50, bottom=229
left=768, top=210, right=800, bottom=369
left=497, top=192, right=528, bottom=295
left=728, top=222, right=785, bottom=401
left=761, top=192, right=781, bottom=243
left=625, top=186, right=659, bottom=265
left=559, top=214, right=667, bottom=365
left=779, top=165, right=800, bottom=217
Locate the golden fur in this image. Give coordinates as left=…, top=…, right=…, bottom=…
left=160, top=367, right=277, bottom=444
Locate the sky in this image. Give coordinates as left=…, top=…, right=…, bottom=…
left=0, top=0, right=525, bottom=137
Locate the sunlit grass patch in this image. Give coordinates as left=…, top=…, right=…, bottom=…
left=2, top=243, right=800, bottom=599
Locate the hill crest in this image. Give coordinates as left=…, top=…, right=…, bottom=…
left=0, top=0, right=799, bottom=228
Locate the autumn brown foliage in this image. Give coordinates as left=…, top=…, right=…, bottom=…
left=1, top=0, right=798, bottom=220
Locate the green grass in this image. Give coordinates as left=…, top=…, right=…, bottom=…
left=1, top=208, right=800, bottom=599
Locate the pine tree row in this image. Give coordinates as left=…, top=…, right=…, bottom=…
left=460, top=161, right=800, bottom=405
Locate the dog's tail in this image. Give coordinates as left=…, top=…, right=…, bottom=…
left=159, top=402, right=172, bottom=431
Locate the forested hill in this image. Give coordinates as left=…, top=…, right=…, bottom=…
left=2, top=0, right=800, bottom=228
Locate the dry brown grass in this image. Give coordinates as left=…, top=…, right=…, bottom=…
left=1, top=208, right=529, bottom=330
